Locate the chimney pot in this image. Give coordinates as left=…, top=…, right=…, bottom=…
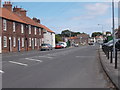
left=3, top=1, right=12, bottom=11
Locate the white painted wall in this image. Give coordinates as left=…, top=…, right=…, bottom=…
left=43, top=31, right=55, bottom=47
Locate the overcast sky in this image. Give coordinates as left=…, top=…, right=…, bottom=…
left=9, top=1, right=119, bottom=35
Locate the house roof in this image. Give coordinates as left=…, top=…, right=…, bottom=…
left=0, top=7, right=54, bottom=33
left=40, top=25, right=54, bottom=33
left=13, top=12, right=43, bottom=28
left=68, top=37, right=78, bottom=39
left=0, top=8, right=25, bottom=23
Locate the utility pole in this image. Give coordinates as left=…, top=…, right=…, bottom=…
left=112, top=0, right=115, bottom=58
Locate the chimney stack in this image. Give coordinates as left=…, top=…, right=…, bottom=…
left=3, top=1, right=12, bottom=11
left=33, top=17, right=40, bottom=23
left=13, top=6, right=27, bottom=16
left=37, top=19, right=40, bottom=23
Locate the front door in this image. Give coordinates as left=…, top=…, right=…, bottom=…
left=9, top=37, right=12, bottom=52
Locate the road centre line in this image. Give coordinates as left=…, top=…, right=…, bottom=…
left=38, top=56, right=53, bottom=59
left=9, top=61, right=28, bottom=66
left=75, top=56, right=94, bottom=58
left=25, top=58, right=43, bottom=62
left=0, top=70, right=4, bottom=74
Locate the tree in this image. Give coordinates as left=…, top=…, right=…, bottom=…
left=61, top=30, right=81, bottom=37
left=91, top=32, right=102, bottom=37
left=55, top=34, right=62, bottom=43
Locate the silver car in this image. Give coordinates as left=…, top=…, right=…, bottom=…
left=41, top=44, right=53, bottom=51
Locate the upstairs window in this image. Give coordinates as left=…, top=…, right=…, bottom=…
left=3, top=19, right=7, bottom=31
left=29, top=25, right=31, bottom=34
left=13, top=22, right=16, bottom=32
left=21, top=24, right=24, bottom=33
left=35, top=27, right=37, bottom=35
left=39, top=28, right=41, bottom=35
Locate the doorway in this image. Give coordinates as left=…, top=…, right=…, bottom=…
left=9, top=37, right=12, bottom=52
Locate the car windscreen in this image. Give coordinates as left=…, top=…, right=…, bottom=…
left=41, top=44, right=47, bottom=46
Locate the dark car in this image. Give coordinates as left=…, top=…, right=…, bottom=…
left=115, top=40, right=120, bottom=50
left=41, top=44, right=53, bottom=51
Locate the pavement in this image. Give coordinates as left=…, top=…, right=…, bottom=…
left=1, top=46, right=110, bottom=88
left=99, top=48, right=120, bottom=89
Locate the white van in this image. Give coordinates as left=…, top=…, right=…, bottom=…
left=59, top=42, right=67, bottom=48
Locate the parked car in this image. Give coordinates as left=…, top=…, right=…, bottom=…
left=41, top=44, right=53, bottom=51
left=115, top=39, right=120, bottom=50
left=88, top=42, right=94, bottom=45
left=58, top=42, right=67, bottom=48
left=55, top=43, right=63, bottom=49
left=74, top=43, right=79, bottom=47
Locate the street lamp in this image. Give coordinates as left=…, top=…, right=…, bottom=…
left=112, top=0, right=115, bottom=58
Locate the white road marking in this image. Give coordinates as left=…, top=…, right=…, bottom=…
left=9, top=61, right=28, bottom=66
left=38, top=56, right=53, bottom=59
left=25, top=58, right=43, bottom=62
left=76, top=56, right=94, bottom=58
left=0, top=70, right=4, bottom=74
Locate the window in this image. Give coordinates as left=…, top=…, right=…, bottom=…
left=34, top=27, right=37, bottom=35
left=39, top=39, right=41, bottom=46
left=3, top=36, right=7, bottom=47
left=35, top=38, right=37, bottom=46
left=13, top=37, right=16, bottom=47
left=29, top=38, right=31, bottom=46
left=3, top=19, right=7, bottom=31
left=22, top=38, right=24, bottom=47
left=13, top=22, right=15, bottom=32
left=39, top=28, right=41, bottom=35
left=21, top=24, right=24, bottom=33
left=29, top=25, right=31, bottom=34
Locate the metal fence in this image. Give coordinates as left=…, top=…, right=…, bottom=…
left=102, top=45, right=120, bottom=69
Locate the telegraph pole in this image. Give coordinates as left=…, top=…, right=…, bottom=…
left=112, top=0, right=115, bottom=58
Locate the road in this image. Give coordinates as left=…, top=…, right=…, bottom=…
left=2, top=46, right=108, bottom=88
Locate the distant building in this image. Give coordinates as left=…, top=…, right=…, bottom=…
left=66, top=33, right=89, bottom=45
left=116, top=26, right=120, bottom=38
left=77, top=33, right=89, bottom=45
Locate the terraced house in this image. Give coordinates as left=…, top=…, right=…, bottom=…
left=0, top=1, right=55, bottom=53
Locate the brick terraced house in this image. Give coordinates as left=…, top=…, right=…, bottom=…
left=0, top=1, right=55, bottom=53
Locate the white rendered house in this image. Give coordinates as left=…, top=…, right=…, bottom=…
left=42, top=27, right=55, bottom=47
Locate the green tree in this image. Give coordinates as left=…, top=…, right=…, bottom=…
left=55, top=34, right=62, bottom=43
left=91, top=32, right=102, bottom=37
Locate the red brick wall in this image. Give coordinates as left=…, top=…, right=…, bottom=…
left=2, top=18, right=43, bottom=53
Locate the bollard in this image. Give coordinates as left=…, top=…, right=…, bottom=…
left=110, top=49, right=113, bottom=63
left=107, top=49, right=109, bottom=59
left=115, top=49, right=117, bottom=69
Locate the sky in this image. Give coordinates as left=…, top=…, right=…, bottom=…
left=7, top=1, right=119, bottom=35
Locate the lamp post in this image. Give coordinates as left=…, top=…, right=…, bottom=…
left=112, top=0, right=115, bottom=58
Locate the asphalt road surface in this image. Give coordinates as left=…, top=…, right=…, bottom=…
left=2, top=46, right=108, bottom=88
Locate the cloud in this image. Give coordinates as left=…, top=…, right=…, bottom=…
left=85, top=3, right=110, bottom=16
left=71, top=3, right=110, bottom=21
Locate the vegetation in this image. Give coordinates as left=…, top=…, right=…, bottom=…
left=91, top=32, right=102, bottom=37
left=55, top=34, right=62, bottom=43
